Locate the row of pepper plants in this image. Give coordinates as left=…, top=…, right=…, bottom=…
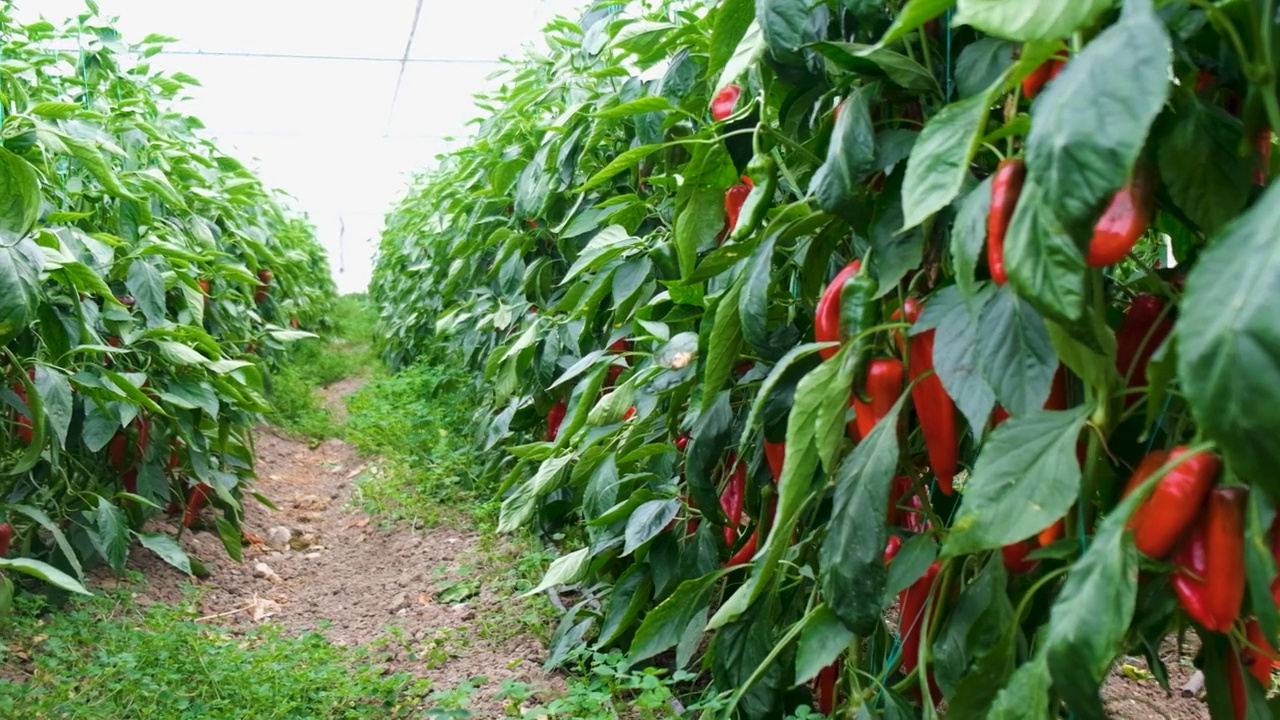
left=372, top=0, right=1280, bottom=717
left=0, top=3, right=336, bottom=608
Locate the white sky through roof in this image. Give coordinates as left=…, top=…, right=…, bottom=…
left=15, top=0, right=590, bottom=293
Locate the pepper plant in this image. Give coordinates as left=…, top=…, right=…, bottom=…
left=373, top=0, right=1280, bottom=717
left=0, top=3, right=335, bottom=605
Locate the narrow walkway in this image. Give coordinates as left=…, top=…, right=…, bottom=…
left=116, top=379, right=559, bottom=716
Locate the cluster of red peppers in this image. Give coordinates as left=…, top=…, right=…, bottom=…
left=10, top=369, right=35, bottom=445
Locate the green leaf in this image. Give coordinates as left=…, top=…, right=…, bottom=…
left=934, top=556, right=1013, bottom=697
left=717, top=20, right=766, bottom=90
left=943, top=407, right=1087, bottom=557
left=10, top=504, right=82, bottom=581
left=1177, top=183, right=1280, bottom=494
left=955, top=0, right=1111, bottom=42
left=629, top=571, right=724, bottom=665
left=1043, top=494, right=1140, bottom=717
left=951, top=177, right=992, bottom=300
left=975, top=287, right=1057, bottom=415
left=987, top=655, right=1052, bottom=719
left=215, top=517, right=243, bottom=563
left=756, top=0, right=809, bottom=67
left=597, top=563, right=653, bottom=647
left=1024, top=0, right=1172, bottom=232
left=870, top=189, right=924, bottom=297
left=1156, top=92, right=1253, bottom=235
left=0, top=238, right=41, bottom=344
left=955, top=37, right=1016, bottom=99
left=884, top=533, right=938, bottom=600
left=50, top=131, right=138, bottom=200
left=126, top=258, right=167, bottom=328
left=28, top=101, right=83, bottom=118
left=901, top=91, right=995, bottom=231
left=623, top=499, right=680, bottom=555
left=0, top=557, right=91, bottom=595
left=577, top=143, right=663, bottom=193
left=33, top=366, right=72, bottom=448
left=527, top=547, right=591, bottom=595
left=92, top=496, right=130, bottom=571
left=811, top=88, right=876, bottom=220
left=708, top=0, right=757, bottom=83
left=136, top=532, right=192, bottom=575
left=820, top=394, right=907, bottom=633
left=1003, top=179, right=1087, bottom=326
left=702, top=279, right=746, bottom=411
left=918, top=285, right=997, bottom=436
left=592, top=96, right=674, bottom=119
left=874, top=0, right=956, bottom=49
left=0, top=147, right=41, bottom=241
left=674, top=142, right=737, bottom=277
left=795, top=605, right=853, bottom=685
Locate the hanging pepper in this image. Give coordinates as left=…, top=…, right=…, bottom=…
left=726, top=496, right=776, bottom=567
left=987, top=159, right=1026, bottom=286
left=764, top=440, right=785, bottom=484
left=886, top=475, right=913, bottom=526
left=546, top=400, right=567, bottom=442
left=852, top=358, right=904, bottom=439
left=884, top=535, right=904, bottom=564
left=609, top=338, right=631, bottom=354
left=711, top=84, right=742, bottom=121
left=893, top=299, right=958, bottom=495
left=720, top=458, right=748, bottom=548
left=1228, top=618, right=1275, bottom=720
left=1115, top=293, right=1173, bottom=403
left=904, top=494, right=930, bottom=534
left=605, top=364, right=625, bottom=388
left=1038, top=519, right=1065, bottom=547
left=1002, top=539, right=1040, bottom=575
left=12, top=381, right=33, bottom=445
left=728, top=155, right=777, bottom=243
left=899, top=561, right=943, bottom=697
left=815, top=260, right=861, bottom=359
left=1020, top=42, right=1066, bottom=100
left=183, top=483, right=213, bottom=528
left=723, top=177, right=754, bottom=239
left=816, top=663, right=839, bottom=716
left=1257, top=129, right=1272, bottom=186
left=0, top=523, right=11, bottom=556
left=1086, top=163, right=1156, bottom=267
left=1125, top=447, right=1219, bottom=559
left=1172, top=486, right=1247, bottom=633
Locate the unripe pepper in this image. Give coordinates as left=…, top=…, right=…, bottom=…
left=1172, top=486, right=1247, bottom=633
left=1087, top=164, right=1155, bottom=267
left=546, top=400, right=567, bottom=442
left=711, top=84, right=742, bottom=121
left=0, top=523, right=11, bottom=556
left=729, top=155, right=777, bottom=243
left=853, top=359, right=904, bottom=439
left=893, top=299, right=958, bottom=495
left=987, top=159, right=1026, bottom=285
left=899, top=561, right=943, bottom=685
left=1125, top=447, right=1219, bottom=559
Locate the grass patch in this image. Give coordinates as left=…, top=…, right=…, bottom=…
left=0, top=586, right=431, bottom=719
left=267, top=294, right=378, bottom=440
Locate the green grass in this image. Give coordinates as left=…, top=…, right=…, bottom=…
left=0, top=584, right=431, bottom=719
left=267, top=294, right=379, bottom=440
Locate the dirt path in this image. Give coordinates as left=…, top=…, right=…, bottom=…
left=111, top=378, right=559, bottom=716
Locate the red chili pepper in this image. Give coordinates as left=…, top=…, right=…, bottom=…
left=1115, top=294, right=1173, bottom=403
left=183, top=483, right=213, bottom=528
left=720, top=458, right=748, bottom=548
left=987, top=159, right=1026, bottom=286
left=1256, top=129, right=1272, bottom=186
left=1172, top=486, right=1247, bottom=633
left=197, top=278, right=211, bottom=296
left=1125, top=447, right=1219, bottom=559
left=1228, top=619, right=1276, bottom=720
left=1038, top=519, right=1065, bottom=548
left=290, top=318, right=299, bottom=329
left=623, top=406, right=636, bottom=420
left=1002, top=539, right=1039, bottom=575
left=886, top=475, right=912, bottom=526
left=852, top=359, right=904, bottom=440
left=675, top=434, right=689, bottom=452
left=546, top=400, right=567, bottom=442
left=764, top=440, right=785, bottom=484
left=893, top=300, right=958, bottom=495
left=816, top=663, right=838, bottom=715
left=1087, top=165, right=1155, bottom=267
left=0, top=523, right=11, bottom=556
left=711, top=84, right=742, bottom=121
left=123, top=469, right=138, bottom=495
left=814, top=260, right=862, bottom=361
left=904, top=494, right=930, bottom=534
left=1195, top=70, right=1216, bottom=94
left=724, top=177, right=754, bottom=236
left=1020, top=42, right=1066, bottom=99
left=884, top=535, right=903, bottom=564
left=605, top=364, right=625, bottom=388
left=608, top=338, right=631, bottom=354
left=899, top=561, right=942, bottom=681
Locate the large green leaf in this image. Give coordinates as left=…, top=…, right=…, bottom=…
left=756, top=0, right=809, bottom=67
left=943, top=407, right=1087, bottom=556
left=708, top=0, right=757, bottom=83
left=629, top=570, right=725, bottom=665
left=0, top=238, right=41, bottom=344
left=1024, top=0, right=1172, bottom=233
left=955, top=0, right=1111, bottom=42
left=811, top=88, right=876, bottom=220
left=1178, top=184, right=1280, bottom=494
left=1003, top=179, right=1087, bottom=326
left=1156, top=91, right=1253, bottom=235
left=0, top=147, right=41, bottom=241
left=0, top=557, right=91, bottom=595
left=917, top=286, right=998, bottom=436
left=901, top=90, right=995, bottom=231
left=975, top=286, right=1058, bottom=415
left=820, top=395, right=907, bottom=633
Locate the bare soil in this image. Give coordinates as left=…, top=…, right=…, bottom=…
left=98, top=378, right=560, bottom=716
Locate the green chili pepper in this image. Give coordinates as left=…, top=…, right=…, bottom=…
left=839, top=266, right=880, bottom=402
left=728, top=154, right=778, bottom=243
